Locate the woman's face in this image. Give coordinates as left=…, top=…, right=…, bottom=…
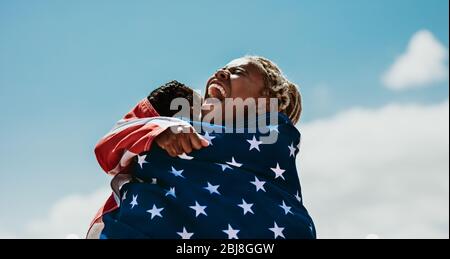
left=202, top=58, right=266, bottom=122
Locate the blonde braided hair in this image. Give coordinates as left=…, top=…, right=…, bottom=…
left=246, top=56, right=302, bottom=125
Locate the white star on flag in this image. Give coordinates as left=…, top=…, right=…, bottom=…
left=165, top=187, right=176, bottom=198
left=295, top=191, right=302, bottom=203
left=238, top=199, right=254, bottom=215
left=137, top=154, right=148, bottom=169
left=269, top=222, right=285, bottom=239
left=146, top=204, right=164, bottom=219
left=271, top=163, right=286, bottom=180
left=250, top=176, right=266, bottom=192
left=178, top=153, right=194, bottom=160
left=189, top=201, right=207, bottom=217
left=279, top=200, right=293, bottom=215
left=177, top=227, right=194, bottom=239
left=223, top=224, right=240, bottom=239
left=288, top=143, right=296, bottom=157
left=226, top=157, right=243, bottom=168
left=268, top=125, right=279, bottom=133
left=247, top=135, right=263, bottom=151
left=216, top=163, right=232, bottom=172
left=130, top=194, right=138, bottom=209
left=202, top=131, right=216, bottom=145
left=169, top=166, right=185, bottom=178
left=204, top=182, right=221, bottom=195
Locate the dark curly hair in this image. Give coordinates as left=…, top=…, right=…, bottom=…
left=147, top=80, right=200, bottom=118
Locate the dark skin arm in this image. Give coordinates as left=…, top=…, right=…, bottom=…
left=155, top=125, right=209, bottom=157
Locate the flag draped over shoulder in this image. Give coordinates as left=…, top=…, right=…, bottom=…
left=87, top=99, right=316, bottom=239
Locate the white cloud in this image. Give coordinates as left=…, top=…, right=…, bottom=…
left=382, top=30, right=449, bottom=90
left=298, top=100, right=449, bottom=238
left=25, top=188, right=110, bottom=238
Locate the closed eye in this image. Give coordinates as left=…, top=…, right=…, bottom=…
left=230, top=67, right=246, bottom=75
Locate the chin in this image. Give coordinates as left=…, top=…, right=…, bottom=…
left=201, top=102, right=225, bottom=125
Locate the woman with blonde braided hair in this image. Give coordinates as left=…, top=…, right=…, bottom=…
left=245, top=56, right=302, bottom=125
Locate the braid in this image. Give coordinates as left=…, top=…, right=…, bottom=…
left=246, top=56, right=302, bottom=124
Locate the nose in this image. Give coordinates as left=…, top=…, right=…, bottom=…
left=214, top=69, right=230, bottom=81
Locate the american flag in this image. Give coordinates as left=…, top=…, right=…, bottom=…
left=87, top=99, right=316, bottom=239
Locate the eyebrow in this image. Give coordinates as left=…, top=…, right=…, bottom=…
left=224, top=65, right=249, bottom=76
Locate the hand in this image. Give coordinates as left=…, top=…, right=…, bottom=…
left=155, top=125, right=209, bottom=157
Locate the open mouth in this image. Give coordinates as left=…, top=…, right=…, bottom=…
left=207, top=82, right=228, bottom=101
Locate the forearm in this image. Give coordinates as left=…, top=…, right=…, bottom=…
left=94, top=99, right=194, bottom=175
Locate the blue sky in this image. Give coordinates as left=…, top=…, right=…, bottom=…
left=0, top=0, right=448, bottom=237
